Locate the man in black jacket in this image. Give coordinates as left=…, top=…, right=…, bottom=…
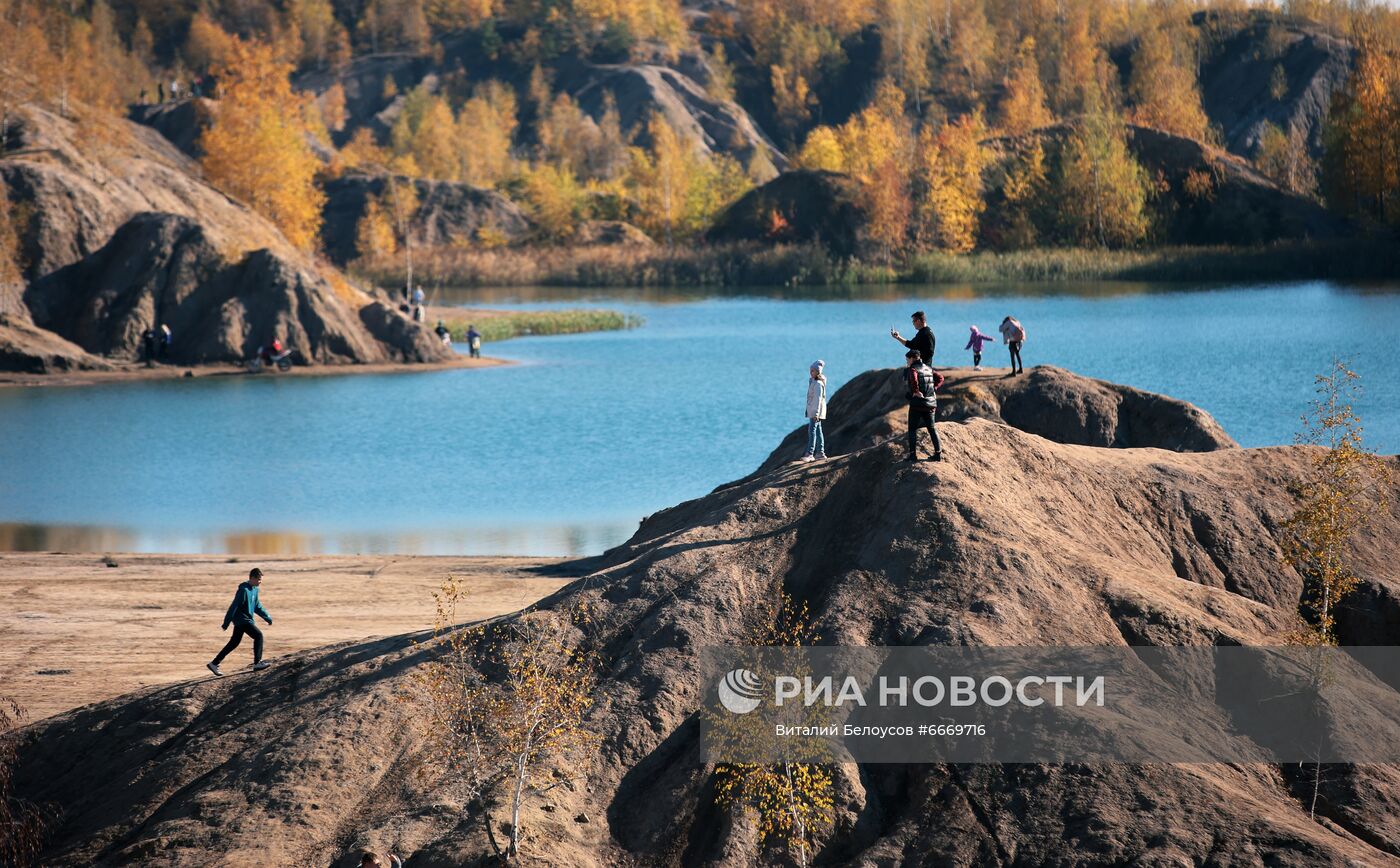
left=891, top=310, right=935, bottom=365
left=904, top=349, right=944, bottom=462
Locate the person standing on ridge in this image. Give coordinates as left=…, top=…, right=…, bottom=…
left=208, top=568, right=273, bottom=676
left=891, top=310, right=935, bottom=366
left=999, top=316, right=1027, bottom=375
left=466, top=324, right=482, bottom=359
left=965, top=325, right=995, bottom=370
left=904, top=349, right=944, bottom=462
left=802, top=359, right=827, bottom=462
left=159, top=323, right=172, bottom=362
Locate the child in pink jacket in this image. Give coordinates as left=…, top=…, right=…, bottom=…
left=964, top=326, right=996, bottom=370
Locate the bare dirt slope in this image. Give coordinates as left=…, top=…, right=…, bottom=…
left=0, top=553, right=571, bottom=721
left=0, top=105, right=450, bottom=369
left=13, top=374, right=1400, bottom=866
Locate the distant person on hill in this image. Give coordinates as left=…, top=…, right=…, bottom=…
left=434, top=320, right=451, bottom=346
left=904, top=349, right=944, bottom=462
left=802, top=359, right=828, bottom=462
left=159, top=323, right=172, bottom=361
left=890, top=310, right=936, bottom=366
left=141, top=327, right=158, bottom=367
left=157, top=82, right=164, bottom=102
left=412, top=303, right=425, bottom=323
left=467, top=325, right=482, bottom=359
left=411, top=285, right=425, bottom=306
left=965, top=325, right=995, bottom=370
left=170, top=79, right=180, bottom=100
left=207, top=567, right=272, bottom=677
left=999, top=316, right=1027, bottom=375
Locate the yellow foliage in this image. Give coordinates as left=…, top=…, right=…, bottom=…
left=626, top=113, right=752, bottom=243
left=200, top=38, right=325, bottom=251
left=457, top=81, right=518, bottom=187
left=355, top=197, right=397, bottom=260
left=1127, top=24, right=1210, bottom=140
left=998, top=37, right=1054, bottom=136
left=1055, top=109, right=1150, bottom=247
left=519, top=163, right=582, bottom=239
left=1282, top=361, right=1393, bottom=645
left=412, top=96, right=459, bottom=180
left=917, top=110, right=989, bottom=253
left=794, top=125, right=845, bottom=172
left=1322, top=41, right=1400, bottom=225
left=184, top=12, right=238, bottom=75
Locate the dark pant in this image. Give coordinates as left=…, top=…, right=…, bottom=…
left=908, top=407, right=941, bottom=456
left=1009, top=340, right=1023, bottom=372
left=213, top=622, right=263, bottom=665
left=973, top=352, right=982, bottom=366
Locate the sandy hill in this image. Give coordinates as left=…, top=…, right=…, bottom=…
left=14, top=369, right=1400, bottom=866
left=0, top=105, right=449, bottom=371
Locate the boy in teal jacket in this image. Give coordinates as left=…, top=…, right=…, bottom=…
left=208, top=567, right=273, bottom=676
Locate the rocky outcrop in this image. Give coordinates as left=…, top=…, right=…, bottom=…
left=25, top=213, right=448, bottom=365
left=1125, top=124, right=1349, bottom=244
left=569, top=62, right=785, bottom=177
left=0, top=313, right=110, bottom=373
left=1, top=104, right=448, bottom=369
left=127, top=99, right=215, bottom=159
left=16, top=373, right=1400, bottom=865
left=320, top=172, right=533, bottom=264
left=758, top=365, right=1237, bottom=472
left=706, top=169, right=867, bottom=256
left=1190, top=9, right=1355, bottom=160
left=571, top=220, right=653, bottom=247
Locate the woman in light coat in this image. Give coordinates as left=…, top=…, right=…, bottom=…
left=999, top=316, right=1027, bottom=375
left=803, top=360, right=828, bottom=462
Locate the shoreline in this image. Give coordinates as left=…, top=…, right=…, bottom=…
left=0, top=551, right=576, bottom=720
left=0, top=353, right=510, bottom=389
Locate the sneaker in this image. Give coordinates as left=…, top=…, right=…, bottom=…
left=905, top=454, right=918, bottom=462
left=799, top=454, right=815, bottom=463
left=932, top=452, right=944, bottom=462
left=814, top=453, right=827, bottom=460
left=252, top=661, right=270, bottom=671
left=973, top=365, right=981, bottom=371
left=207, top=661, right=224, bottom=677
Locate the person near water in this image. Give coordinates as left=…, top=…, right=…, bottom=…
left=170, top=79, right=180, bottom=100
left=466, top=325, right=482, bottom=359
left=412, top=303, right=426, bottom=323
left=802, top=359, right=827, bottom=462
left=964, top=325, right=995, bottom=370
left=159, top=324, right=172, bottom=361
left=141, top=327, right=158, bottom=367
left=411, top=285, right=425, bottom=306
left=904, top=349, right=944, bottom=462
left=999, top=316, right=1027, bottom=375
left=890, top=310, right=935, bottom=366
left=208, top=567, right=272, bottom=676
left=434, top=320, right=451, bottom=346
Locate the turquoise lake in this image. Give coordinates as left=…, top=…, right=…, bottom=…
left=1, top=280, right=1397, bottom=556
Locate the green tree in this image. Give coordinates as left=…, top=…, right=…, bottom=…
left=1054, top=109, right=1150, bottom=247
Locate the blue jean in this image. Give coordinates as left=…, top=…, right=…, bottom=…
left=806, top=419, right=825, bottom=456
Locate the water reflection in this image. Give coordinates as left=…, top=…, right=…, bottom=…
left=0, top=522, right=632, bottom=558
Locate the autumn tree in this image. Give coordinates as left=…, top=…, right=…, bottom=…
left=288, top=0, right=348, bottom=69
left=880, top=0, right=935, bottom=106
left=537, top=92, right=627, bottom=180
left=200, top=37, right=325, bottom=250
left=457, top=81, right=518, bottom=187
left=626, top=113, right=751, bottom=243
left=997, top=37, right=1053, bottom=136
left=1127, top=23, right=1210, bottom=141
left=1049, top=0, right=1117, bottom=117
left=1321, top=40, right=1400, bottom=225
left=710, top=590, right=835, bottom=868
left=993, top=138, right=1049, bottom=248
left=793, top=125, right=844, bottom=172
left=916, top=109, right=989, bottom=252
left=413, top=578, right=599, bottom=860
left=1, top=697, right=46, bottom=867
left=0, top=183, right=23, bottom=302
left=1255, top=121, right=1316, bottom=198
left=183, top=12, right=238, bottom=76
left=1054, top=108, right=1150, bottom=247
left=938, top=0, right=995, bottom=102
left=1282, top=360, right=1393, bottom=646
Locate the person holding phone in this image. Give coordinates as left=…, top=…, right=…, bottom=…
left=890, top=310, right=935, bottom=366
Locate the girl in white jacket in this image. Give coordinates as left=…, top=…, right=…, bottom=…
left=803, top=360, right=828, bottom=462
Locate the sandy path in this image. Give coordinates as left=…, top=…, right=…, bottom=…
left=0, top=552, right=573, bottom=720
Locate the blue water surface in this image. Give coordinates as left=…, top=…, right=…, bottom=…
left=1, top=280, right=1396, bottom=555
